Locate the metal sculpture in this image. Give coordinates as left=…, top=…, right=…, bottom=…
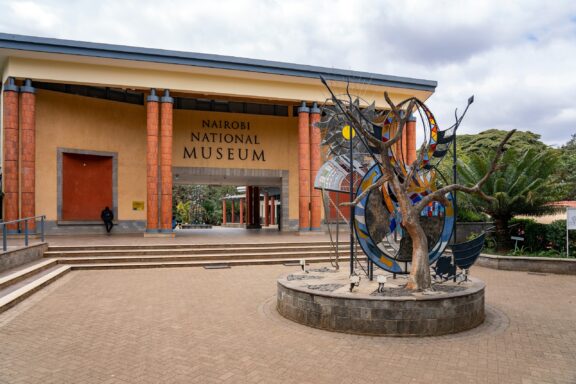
left=315, top=95, right=456, bottom=274
left=315, top=77, right=514, bottom=290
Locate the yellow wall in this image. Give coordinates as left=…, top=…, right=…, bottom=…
left=173, top=110, right=299, bottom=220
left=15, top=50, right=435, bottom=226
left=36, top=91, right=301, bottom=222
left=4, top=57, right=433, bottom=108
left=36, top=90, right=147, bottom=221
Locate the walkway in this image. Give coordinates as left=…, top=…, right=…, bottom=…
left=0, top=264, right=574, bottom=383
left=45, top=227, right=339, bottom=247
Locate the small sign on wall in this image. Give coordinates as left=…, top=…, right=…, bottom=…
left=132, top=201, right=145, bottom=211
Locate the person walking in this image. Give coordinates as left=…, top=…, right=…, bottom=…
left=101, top=206, right=114, bottom=234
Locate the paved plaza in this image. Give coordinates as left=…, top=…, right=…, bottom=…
left=0, top=262, right=575, bottom=384
left=1, top=227, right=331, bottom=252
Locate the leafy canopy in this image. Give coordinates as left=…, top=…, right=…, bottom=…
left=555, top=133, right=576, bottom=200
left=457, top=147, right=560, bottom=220
left=457, top=129, right=549, bottom=156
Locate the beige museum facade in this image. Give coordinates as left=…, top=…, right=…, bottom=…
left=0, top=33, right=436, bottom=234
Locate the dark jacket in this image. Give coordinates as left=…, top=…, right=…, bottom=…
left=101, top=208, right=114, bottom=222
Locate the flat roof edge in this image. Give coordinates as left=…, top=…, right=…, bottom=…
left=0, top=33, right=437, bottom=92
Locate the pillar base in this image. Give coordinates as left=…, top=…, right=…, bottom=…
left=298, top=230, right=325, bottom=236
left=221, top=223, right=245, bottom=228
left=143, top=231, right=175, bottom=238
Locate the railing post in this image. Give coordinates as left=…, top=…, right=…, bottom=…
left=2, top=225, right=6, bottom=252
left=24, top=220, right=29, bottom=246
left=41, top=216, right=45, bottom=243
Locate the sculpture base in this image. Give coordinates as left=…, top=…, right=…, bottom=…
left=277, top=268, right=485, bottom=336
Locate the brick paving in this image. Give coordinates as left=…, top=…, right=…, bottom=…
left=0, top=265, right=575, bottom=384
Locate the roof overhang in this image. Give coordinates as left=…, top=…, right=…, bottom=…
left=0, top=33, right=437, bottom=106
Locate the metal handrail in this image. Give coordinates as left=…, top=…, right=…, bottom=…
left=0, top=215, right=46, bottom=251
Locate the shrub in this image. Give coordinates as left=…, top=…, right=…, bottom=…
left=458, top=208, right=489, bottom=223
left=546, top=220, right=576, bottom=254
left=509, top=218, right=547, bottom=252
left=466, top=231, right=480, bottom=241
left=506, top=218, right=576, bottom=256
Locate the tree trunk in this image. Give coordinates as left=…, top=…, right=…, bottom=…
left=404, top=215, right=431, bottom=291
left=493, top=216, right=511, bottom=252
left=387, top=168, right=433, bottom=291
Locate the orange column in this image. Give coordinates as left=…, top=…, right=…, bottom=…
left=160, top=90, right=173, bottom=232
left=231, top=200, right=235, bottom=223
left=20, top=79, right=35, bottom=230
left=239, top=198, right=244, bottom=224
left=400, top=111, right=408, bottom=165
left=222, top=199, right=227, bottom=225
left=270, top=196, right=275, bottom=225
left=146, top=89, right=159, bottom=232
left=401, top=126, right=408, bottom=164
left=309, top=103, right=322, bottom=231
left=264, top=192, right=269, bottom=226
left=406, top=115, right=417, bottom=165
left=3, top=78, right=19, bottom=231
left=298, top=102, right=310, bottom=231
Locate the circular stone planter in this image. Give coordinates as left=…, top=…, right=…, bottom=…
left=277, top=268, right=485, bottom=336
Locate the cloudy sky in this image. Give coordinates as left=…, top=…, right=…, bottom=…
left=0, top=0, right=574, bottom=146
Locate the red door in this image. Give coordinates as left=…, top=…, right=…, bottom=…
left=62, top=153, right=113, bottom=221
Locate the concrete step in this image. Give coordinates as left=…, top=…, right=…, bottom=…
left=47, top=241, right=336, bottom=252
left=45, top=244, right=348, bottom=258
left=68, top=255, right=356, bottom=270
left=54, top=249, right=348, bottom=264
left=0, top=253, right=360, bottom=313
left=0, top=265, right=70, bottom=314
left=0, top=259, right=59, bottom=291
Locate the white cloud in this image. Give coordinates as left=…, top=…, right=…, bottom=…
left=0, top=0, right=574, bottom=145
left=7, top=1, right=59, bottom=31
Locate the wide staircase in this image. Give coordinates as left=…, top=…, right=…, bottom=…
left=0, top=240, right=350, bottom=313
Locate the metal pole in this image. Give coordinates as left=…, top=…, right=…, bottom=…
left=369, top=259, right=374, bottom=281
left=24, top=220, right=29, bottom=246
left=452, top=130, right=458, bottom=281
left=567, top=225, right=570, bottom=258
left=2, top=225, right=6, bottom=252
left=349, top=130, right=355, bottom=276
left=336, top=193, right=339, bottom=261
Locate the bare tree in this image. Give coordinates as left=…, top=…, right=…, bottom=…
left=321, top=79, right=515, bottom=291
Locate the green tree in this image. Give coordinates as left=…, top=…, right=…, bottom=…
left=172, top=184, right=237, bottom=225
left=457, top=129, right=549, bottom=155
left=555, top=133, right=576, bottom=201
left=458, top=147, right=561, bottom=249
left=437, top=129, right=555, bottom=222
left=175, top=201, right=191, bottom=224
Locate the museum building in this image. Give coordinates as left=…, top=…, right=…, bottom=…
left=0, top=33, right=436, bottom=234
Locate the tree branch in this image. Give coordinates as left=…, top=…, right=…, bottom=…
left=414, top=129, right=516, bottom=212
left=340, top=174, right=389, bottom=207
left=403, top=140, right=428, bottom=189
left=319, top=79, right=416, bottom=156
left=381, top=95, right=415, bottom=149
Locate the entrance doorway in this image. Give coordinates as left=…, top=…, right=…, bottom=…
left=60, top=151, right=114, bottom=221
left=172, top=167, right=289, bottom=231
left=221, top=186, right=280, bottom=229
left=173, top=184, right=280, bottom=231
